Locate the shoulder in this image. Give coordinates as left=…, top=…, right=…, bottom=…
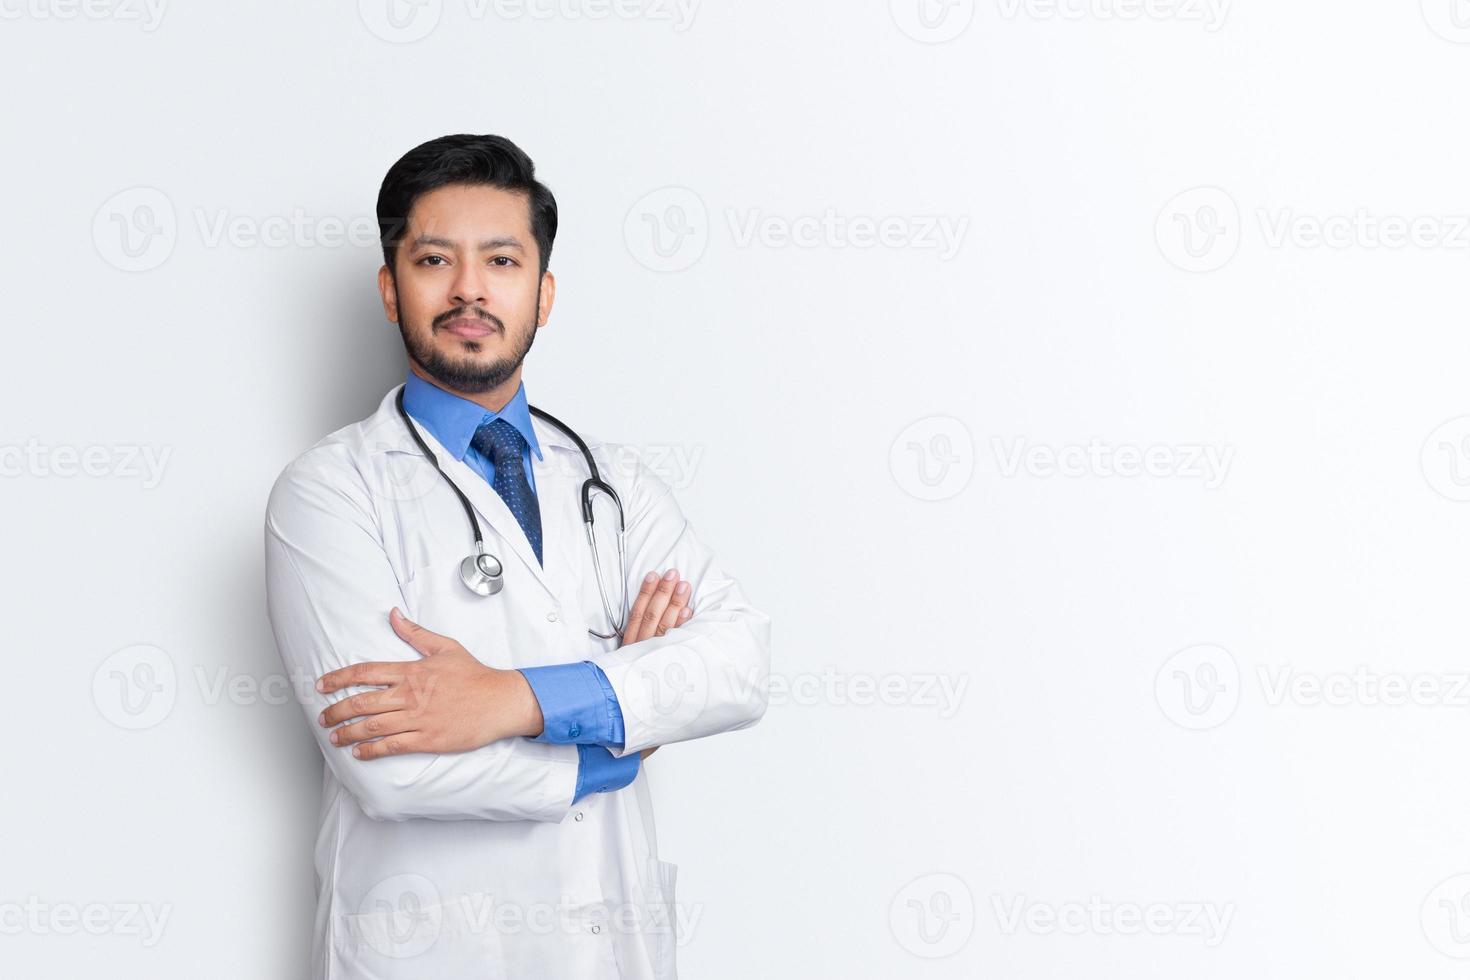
left=533, top=414, right=674, bottom=496
left=530, top=414, right=681, bottom=528
left=266, top=388, right=408, bottom=527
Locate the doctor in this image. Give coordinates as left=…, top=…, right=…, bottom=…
left=264, top=134, right=771, bottom=979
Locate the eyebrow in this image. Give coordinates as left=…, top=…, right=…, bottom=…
left=409, top=235, right=525, bottom=253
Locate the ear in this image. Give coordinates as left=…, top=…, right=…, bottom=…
left=536, top=270, right=556, bottom=328
left=377, top=264, right=400, bottom=324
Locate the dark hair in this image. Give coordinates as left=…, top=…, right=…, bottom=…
left=376, top=134, right=558, bottom=278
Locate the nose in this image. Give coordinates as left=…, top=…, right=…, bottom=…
left=449, top=263, right=487, bottom=308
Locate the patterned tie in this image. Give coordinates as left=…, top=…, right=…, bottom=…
left=469, top=418, right=543, bottom=566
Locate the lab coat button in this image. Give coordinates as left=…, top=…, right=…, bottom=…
left=590, top=924, right=601, bottom=935
left=574, top=811, right=584, bottom=822
left=547, top=611, right=558, bottom=623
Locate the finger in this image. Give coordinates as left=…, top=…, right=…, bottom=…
left=389, top=606, right=449, bottom=657
left=654, top=581, right=691, bottom=638
left=635, top=570, right=679, bottom=642
left=352, top=732, right=431, bottom=760
left=677, top=606, right=692, bottom=624
left=622, top=572, right=660, bottom=645
left=329, top=710, right=418, bottom=747
left=318, top=688, right=407, bottom=729
left=317, top=662, right=406, bottom=694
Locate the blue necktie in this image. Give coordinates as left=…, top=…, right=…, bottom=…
left=470, top=418, right=543, bottom=566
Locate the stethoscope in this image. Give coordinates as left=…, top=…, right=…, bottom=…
left=395, top=388, right=629, bottom=640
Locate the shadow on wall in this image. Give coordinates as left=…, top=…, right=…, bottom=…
left=250, top=263, right=390, bottom=969
left=282, top=263, right=408, bottom=453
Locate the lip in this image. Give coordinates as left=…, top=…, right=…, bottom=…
left=441, top=317, right=497, bottom=338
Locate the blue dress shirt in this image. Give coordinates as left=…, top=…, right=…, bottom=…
left=401, top=371, right=639, bottom=804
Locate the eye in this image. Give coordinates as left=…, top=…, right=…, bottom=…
left=489, top=256, right=516, bottom=267
left=417, top=255, right=448, bottom=267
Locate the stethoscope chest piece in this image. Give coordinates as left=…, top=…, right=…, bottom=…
left=460, top=552, right=504, bottom=596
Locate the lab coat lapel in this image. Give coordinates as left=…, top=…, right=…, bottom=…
left=528, top=417, right=584, bottom=581
left=380, top=386, right=583, bottom=602
left=436, top=447, right=556, bottom=599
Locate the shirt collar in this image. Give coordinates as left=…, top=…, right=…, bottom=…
left=401, top=371, right=543, bottom=463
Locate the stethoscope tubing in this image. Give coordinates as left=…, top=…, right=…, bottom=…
left=394, top=387, right=629, bottom=638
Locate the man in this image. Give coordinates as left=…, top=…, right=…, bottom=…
left=264, top=134, right=771, bottom=979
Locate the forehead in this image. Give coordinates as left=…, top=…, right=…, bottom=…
left=405, top=183, right=532, bottom=239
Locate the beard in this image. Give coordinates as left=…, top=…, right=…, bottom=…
left=398, top=283, right=540, bottom=394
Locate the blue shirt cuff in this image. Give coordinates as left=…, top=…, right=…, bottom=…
left=572, top=744, right=641, bottom=803
left=519, top=662, right=626, bottom=746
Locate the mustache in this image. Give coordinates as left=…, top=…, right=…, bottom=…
left=433, top=307, right=503, bottom=331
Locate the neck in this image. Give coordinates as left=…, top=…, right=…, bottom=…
left=408, top=360, right=522, bottom=413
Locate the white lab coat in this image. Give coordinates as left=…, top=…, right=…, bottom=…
left=264, top=384, right=771, bottom=979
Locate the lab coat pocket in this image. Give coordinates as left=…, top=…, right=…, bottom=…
left=645, top=857, right=679, bottom=979
left=400, top=560, right=514, bottom=668
left=334, top=890, right=507, bottom=979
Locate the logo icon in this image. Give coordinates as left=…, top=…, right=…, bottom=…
left=889, top=416, right=974, bottom=501
left=889, top=872, right=975, bottom=958
left=93, top=644, right=177, bottom=730
left=1156, top=186, right=1240, bottom=272
left=1422, top=416, right=1470, bottom=502
left=624, top=187, right=708, bottom=272
left=359, top=0, right=443, bottom=42
left=1423, top=874, right=1470, bottom=957
left=890, top=0, right=976, bottom=44
left=352, top=874, right=444, bottom=958
left=366, top=410, right=450, bottom=505
left=619, top=656, right=711, bottom=740
left=1422, top=0, right=1470, bottom=42
left=1154, top=643, right=1239, bottom=730
left=93, top=187, right=176, bottom=272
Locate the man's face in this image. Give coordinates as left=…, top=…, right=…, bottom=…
left=378, top=182, right=555, bottom=394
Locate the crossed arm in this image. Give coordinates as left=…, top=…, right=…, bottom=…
left=314, top=571, right=696, bottom=761
left=265, top=447, right=769, bottom=822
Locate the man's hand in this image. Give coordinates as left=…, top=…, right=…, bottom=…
left=317, top=569, right=697, bottom=761
left=623, top=569, right=693, bottom=646
left=316, top=607, right=541, bottom=760
left=625, top=569, right=695, bottom=760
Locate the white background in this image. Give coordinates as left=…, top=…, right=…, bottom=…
left=4, top=0, right=1470, bottom=976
